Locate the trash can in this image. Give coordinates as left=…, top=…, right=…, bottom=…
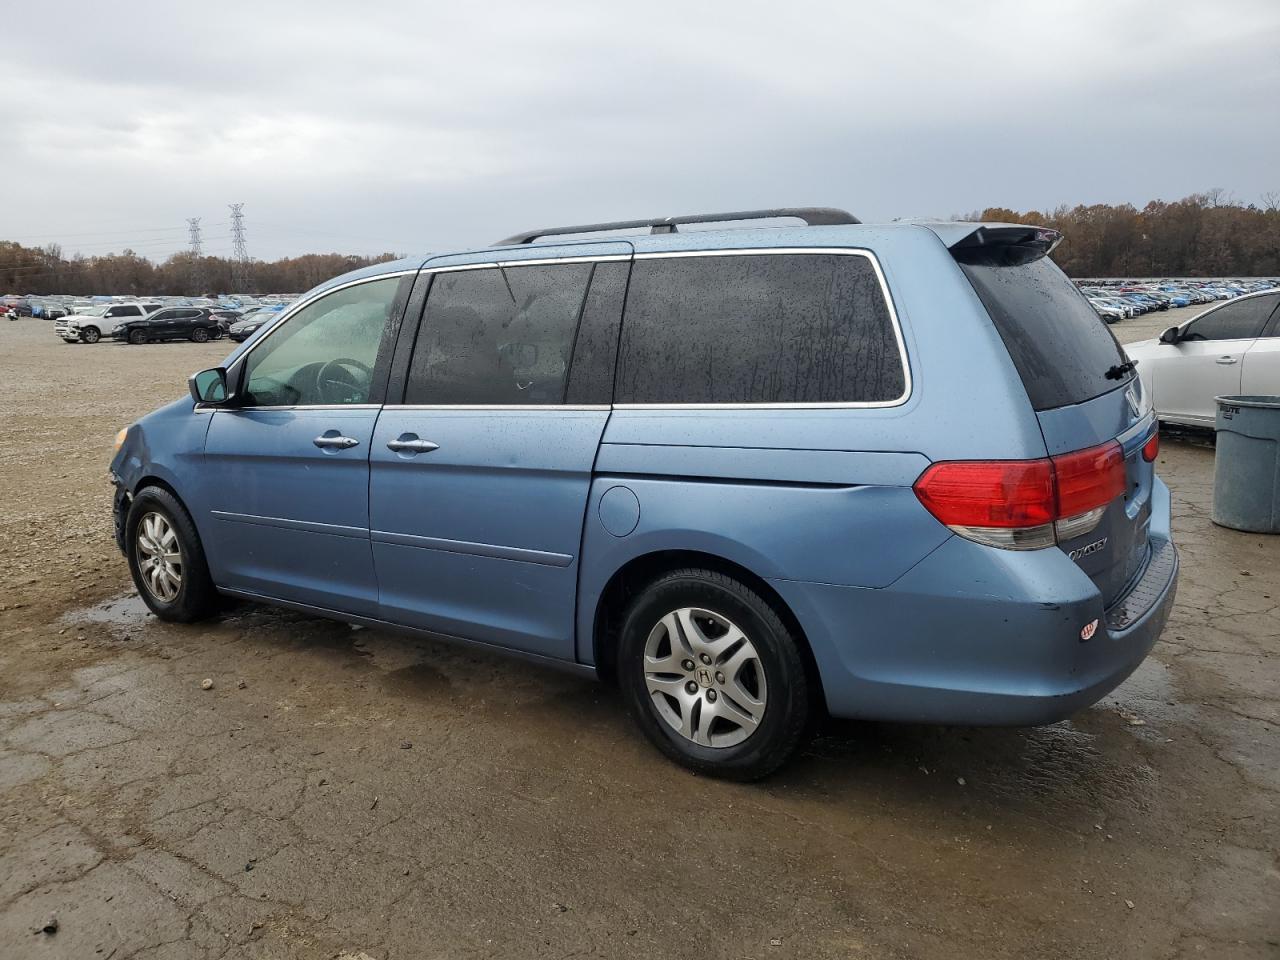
left=1213, top=395, right=1280, bottom=534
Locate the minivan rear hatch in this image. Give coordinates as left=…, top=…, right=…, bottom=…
left=949, top=224, right=1155, bottom=606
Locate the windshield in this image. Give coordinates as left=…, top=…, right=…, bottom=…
left=81, top=306, right=109, bottom=317
left=961, top=257, right=1131, bottom=411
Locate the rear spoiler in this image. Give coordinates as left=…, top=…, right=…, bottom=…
left=926, top=222, right=1064, bottom=267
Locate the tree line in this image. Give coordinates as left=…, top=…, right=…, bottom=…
left=969, top=190, right=1280, bottom=278
left=0, top=244, right=399, bottom=297
left=5, top=191, right=1280, bottom=295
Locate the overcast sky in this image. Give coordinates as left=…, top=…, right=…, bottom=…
left=3, top=0, right=1278, bottom=262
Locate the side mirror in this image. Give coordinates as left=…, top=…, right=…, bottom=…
left=189, top=367, right=228, bottom=404
left=1159, top=326, right=1181, bottom=345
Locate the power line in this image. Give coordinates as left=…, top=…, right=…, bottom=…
left=2, top=225, right=191, bottom=242
left=229, top=203, right=250, bottom=293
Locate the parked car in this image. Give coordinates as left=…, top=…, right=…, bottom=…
left=1125, top=290, right=1280, bottom=427
left=227, top=305, right=284, bottom=341
left=1088, top=297, right=1128, bottom=323
left=112, top=306, right=222, bottom=344
left=56, top=302, right=162, bottom=343
left=109, top=209, right=1177, bottom=779
left=209, top=309, right=243, bottom=335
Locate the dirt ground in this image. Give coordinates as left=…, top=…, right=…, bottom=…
left=1, top=313, right=1277, bottom=960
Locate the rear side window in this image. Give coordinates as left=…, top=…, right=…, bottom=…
left=616, top=253, right=905, bottom=405
left=406, top=263, right=592, bottom=405
left=960, top=258, right=1129, bottom=411
left=1183, top=294, right=1278, bottom=342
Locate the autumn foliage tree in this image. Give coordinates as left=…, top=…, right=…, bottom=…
left=0, top=244, right=399, bottom=297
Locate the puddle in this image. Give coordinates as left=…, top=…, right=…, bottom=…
left=64, top=593, right=155, bottom=631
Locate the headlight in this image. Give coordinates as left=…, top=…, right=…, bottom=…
left=114, top=427, right=130, bottom=453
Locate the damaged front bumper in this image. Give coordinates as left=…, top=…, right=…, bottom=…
left=111, top=476, right=130, bottom=555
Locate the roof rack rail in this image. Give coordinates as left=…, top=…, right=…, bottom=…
left=495, top=207, right=860, bottom=246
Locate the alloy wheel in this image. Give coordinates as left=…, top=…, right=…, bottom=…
left=643, top=607, right=768, bottom=748
left=136, top=512, right=182, bottom=602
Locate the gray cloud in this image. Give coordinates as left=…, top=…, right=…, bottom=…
left=3, top=0, right=1277, bottom=261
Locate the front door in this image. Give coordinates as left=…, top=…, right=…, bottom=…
left=369, top=245, right=631, bottom=659
left=202, top=274, right=408, bottom=615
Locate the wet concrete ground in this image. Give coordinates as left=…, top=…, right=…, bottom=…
left=1, top=319, right=1277, bottom=959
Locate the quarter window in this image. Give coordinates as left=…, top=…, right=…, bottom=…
left=242, top=277, right=401, bottom=407
left=616, top=253, right=905, bottom=405
left=1183, top=295, right=1278, bottom=342
left=405, top=263, right=593, bottom=405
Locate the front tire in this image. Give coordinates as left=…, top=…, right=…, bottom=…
left=125, top=487, right=219, bottom=622
left=80, top=326, right=101, bottom=344
left=128, top=329, right=147, bottom=345
left=617, top=569, right=813, bottom=781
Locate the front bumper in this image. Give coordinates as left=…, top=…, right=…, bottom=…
left=111, top=478, right=130, bottom=555
left=772, top=477, right=1179, bottom=726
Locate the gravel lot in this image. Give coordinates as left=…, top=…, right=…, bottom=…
left=1, top=315, right=1277, bottom=960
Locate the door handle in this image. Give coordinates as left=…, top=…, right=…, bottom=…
left=386, top=437, right=440, bottom=454
left=313, top=434, right=360, bottom=449
left=1215, top=356, right=1238, bottom=365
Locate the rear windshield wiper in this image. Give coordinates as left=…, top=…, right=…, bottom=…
left=1105, top=359, right=1138, bottom=380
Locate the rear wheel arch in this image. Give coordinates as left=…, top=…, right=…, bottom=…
left=591, top=549, right=827, bottom=715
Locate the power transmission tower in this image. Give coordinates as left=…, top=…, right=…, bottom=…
left=229, top=203, right=251, bottom=293
left=186, top=217, right=205, bottom=295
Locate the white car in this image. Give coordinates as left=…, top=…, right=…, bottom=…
left=1125, top=290, right=1280, bottom=427
left=55, top=302, right=162, bottom=343
left=1088, top=297, right=1128, bottom=323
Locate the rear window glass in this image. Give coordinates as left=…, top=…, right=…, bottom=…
left=960, top=258, right=1129, bottom=411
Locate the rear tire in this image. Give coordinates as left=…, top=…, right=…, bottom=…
left=190, top=327, right=210, bottom=343
left=128, top=329, right=147, bottom=345
left=617, top=568, right=813, bottom=781
left=125, top=487, right=219, bottom=623
left=80, top=326, right=101, bottom=344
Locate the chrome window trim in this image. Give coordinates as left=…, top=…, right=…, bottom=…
left=231, top=249, right=912, bottom=414
left=217, top=404, right=383, bottom=412
left=423, top=254, right=630, bottom=274
left=616, top=247, right=912, bottom=410
left=384, top=404, right=611, bottom=412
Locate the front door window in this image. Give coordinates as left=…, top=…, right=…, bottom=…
left=242, top=278, right=400, bottom=406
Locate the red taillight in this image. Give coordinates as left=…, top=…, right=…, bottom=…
left=1142, top=431, right=1159, bottom=462
left=1054, top=441, right=1126, bottom=518
left=913, top=440, right=1126, bottom=550
left=912, top=459, right=1055, bottom=528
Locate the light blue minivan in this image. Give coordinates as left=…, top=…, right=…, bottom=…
left=110, top=208, right=1178, bottom=779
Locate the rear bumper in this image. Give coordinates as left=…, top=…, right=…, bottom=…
left=773, top=477, right=1178, bottom=726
